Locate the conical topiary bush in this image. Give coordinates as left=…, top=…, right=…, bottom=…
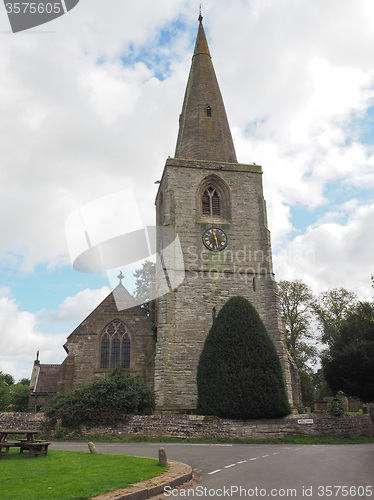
left=197, top=296, right=290, bottom=419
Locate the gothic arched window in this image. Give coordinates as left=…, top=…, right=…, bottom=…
left=99, top=320, right=131, bottom=369
left=202, top=187, right=221, bottom=217
left=198, top=174, right=231, bottom=222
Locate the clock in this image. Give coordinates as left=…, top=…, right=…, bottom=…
left=202, top=227, right=228, bottom=252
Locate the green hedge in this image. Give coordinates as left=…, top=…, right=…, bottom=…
left=197, top=296, right=291, bottom=419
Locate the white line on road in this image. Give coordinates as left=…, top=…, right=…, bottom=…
left=237, top=460, right=248, bottom=463
left=208, top=469, right=222, bottom=475
left=224, top=464, right=236, bottom=468
left=250, top=457, right=259, bottom=461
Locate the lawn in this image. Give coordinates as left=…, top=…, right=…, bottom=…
left=0, top=449, right=168, bottom=500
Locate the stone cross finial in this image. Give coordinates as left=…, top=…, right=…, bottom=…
left=198, top=4, right=203, bottom=22
left=117, top=271, right=124, bottom=285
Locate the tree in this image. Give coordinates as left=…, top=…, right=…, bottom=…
left=321, top=302, right=374, bottom=402
left=312, top=368, right=334, bottom=401
left=313, top=287, right=358, bottom=346
left=9, top=383, right=29, bottom=412
left=3, top=373, right=14, bottom=386
left=298, top=370, right=315, bottom=410
left=197, top=296, right=290, bottom=419
left=0, top=373, right=11, bottom=411
left=278, top=280, right=317, bottom=369
left=133, top=260, right=156, bottom=314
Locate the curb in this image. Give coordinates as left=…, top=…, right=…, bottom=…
left=91, top=460, right=193, bottom=500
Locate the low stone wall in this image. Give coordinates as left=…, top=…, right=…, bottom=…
left=83, top=414, right=373, bottom=439
left=0, top=412, right=44, bottom=430
left=1, top=412, right=372, bottom=439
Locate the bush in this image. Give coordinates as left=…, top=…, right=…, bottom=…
left=197, top=296, right=291, bottom=419
left=327, top=392, right=346, bottom=416
left=44, top=368, right=155, bottom=430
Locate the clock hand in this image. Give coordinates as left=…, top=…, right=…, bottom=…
left=213, top=231, right=218, bottom=247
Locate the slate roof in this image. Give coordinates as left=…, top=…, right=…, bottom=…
left=33, top=364, right=61, bottom=394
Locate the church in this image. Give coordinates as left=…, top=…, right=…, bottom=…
left=29, top=15, right=301, bottom=413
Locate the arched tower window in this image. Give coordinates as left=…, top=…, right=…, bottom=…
left=198, top=174, right=231, bottom=222
left=202, top=187, right=221, bottom=217
left=99, top=320, right=131, bottom=369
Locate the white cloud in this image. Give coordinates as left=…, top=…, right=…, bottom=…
left=37, top=286, right=110, bottom=323
left=0, top=294, right=67, bottom=381
left=274, top=203, right=374, bottom=299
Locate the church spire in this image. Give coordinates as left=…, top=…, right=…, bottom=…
left=174, top=15, right=237, bottom=163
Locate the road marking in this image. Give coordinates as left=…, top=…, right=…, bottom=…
left=208, top=469, right=222, bottom=475
left=208, top=450, right=288, bottom=476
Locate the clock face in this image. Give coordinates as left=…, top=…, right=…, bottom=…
left=202, top=227, right=228, bottom=252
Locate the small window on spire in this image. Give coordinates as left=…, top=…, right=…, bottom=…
left=206, top=106, right=212, bottom=117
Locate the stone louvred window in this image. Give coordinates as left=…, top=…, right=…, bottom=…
left=202, top=187, right=220, bottom=217
left=100, top=320, right=131, bottom=369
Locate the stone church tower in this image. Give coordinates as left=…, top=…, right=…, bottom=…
left=154, top=15, right=300, bottom=412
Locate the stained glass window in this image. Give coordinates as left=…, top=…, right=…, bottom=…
left=100, top=335, right=110, bottom=369
left=122, top=334, right=131, bottom=369
left=99, top=320, right=131, bottom=369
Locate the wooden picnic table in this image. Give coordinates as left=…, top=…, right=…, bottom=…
left=0, top=429, right=40, bottom=443
left=0, top=429, right=50, bottom=458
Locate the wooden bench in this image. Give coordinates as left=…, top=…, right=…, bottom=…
left=18, top=441, right=51, bottom=458
left=0, top=442, right=15, bottom=459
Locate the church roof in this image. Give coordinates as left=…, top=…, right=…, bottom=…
left=32, top=364, right=60, bottom=394
left=174, top=15, right=237, bottom=163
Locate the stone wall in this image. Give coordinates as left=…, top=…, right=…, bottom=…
left=1, top=413, right=372, bottom=439
left=0, top=412, right=44, bottom=430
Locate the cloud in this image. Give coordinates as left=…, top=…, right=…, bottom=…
left=37, top=286, right=110, bottom=323
left=0, top=294, right=67, bottom=381
left=274, top=202, right=374, bottom=299
left=1, top=0, right=373, bottom=277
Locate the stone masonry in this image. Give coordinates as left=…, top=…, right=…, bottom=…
left=155, top=159, right=298, bottom=410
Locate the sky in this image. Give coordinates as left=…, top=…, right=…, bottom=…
left=1, top=0, right=374, bottom=381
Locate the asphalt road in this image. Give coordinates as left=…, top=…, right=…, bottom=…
left=50, top=441, right=373, bottom=499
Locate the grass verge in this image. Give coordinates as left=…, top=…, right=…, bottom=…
left=58, top=433, right=374, bottom=445
left=1, top=449, right=167, bottom=500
